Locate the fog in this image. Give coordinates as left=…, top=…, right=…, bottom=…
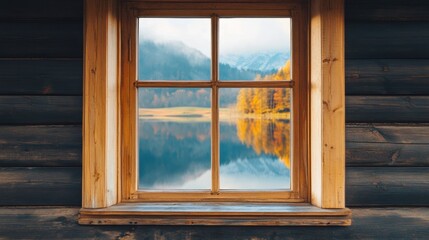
left=139, top=18, right=291, bottom=57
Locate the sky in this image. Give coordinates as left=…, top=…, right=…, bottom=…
left=139, top=18, right=291, bottom=57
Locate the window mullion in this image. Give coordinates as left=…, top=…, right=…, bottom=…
left=211, top=14, right=220, bottom=194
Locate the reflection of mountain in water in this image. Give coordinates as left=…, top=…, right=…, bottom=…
left=220, top=157, right=290, bottom=189
left=138, top=120, right=290, bottom=189
left=138, top=121, right=211, bottom=189
left=184, top=156, right=290, bottom=190
left=222, top=156, right=288, bottom=176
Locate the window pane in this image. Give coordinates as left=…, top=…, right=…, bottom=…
left=138, top=88, right=212, bottom=190
left=138, top=18, right=211, bottom=81
left=219, top=88, right=291, bottom=190
left=219, top=18, right=291, bottom=81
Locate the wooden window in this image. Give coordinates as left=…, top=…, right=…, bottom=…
left=80, top=0, right=350, bottom=226
left=123, top=5, right=306, bottom=203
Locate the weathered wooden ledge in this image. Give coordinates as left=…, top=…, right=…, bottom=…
left=79, top=203, right=351, bottom=226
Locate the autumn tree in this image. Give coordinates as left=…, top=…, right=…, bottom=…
left=236, top=60, right=292, bottom=114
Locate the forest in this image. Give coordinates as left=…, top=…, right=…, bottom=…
left=234, top=60, right=292, bottom=169
left=236, top=60, right=292, bottom=114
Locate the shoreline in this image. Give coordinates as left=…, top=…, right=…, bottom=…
left=138, top=107, right=290, bottom=122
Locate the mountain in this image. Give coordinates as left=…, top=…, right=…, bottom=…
left=139, top=40, right=211, bottom=80
left=138, top=40, right=276, bottom=81
left=220, top=52, right=290, bottom=72
left=138, top=40, right=289, bottom=108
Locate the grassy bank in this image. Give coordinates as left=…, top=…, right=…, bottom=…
left=139, top=107, right=290, bottom=123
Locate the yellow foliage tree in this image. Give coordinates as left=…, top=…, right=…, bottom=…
left=234, top=60, right=293, bottom=169
left=236, top=60, right=291, bottom=114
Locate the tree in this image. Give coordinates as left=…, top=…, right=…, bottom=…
left=236, top=60, right=292, bottom=114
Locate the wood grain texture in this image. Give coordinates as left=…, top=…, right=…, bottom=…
left=346, top=0, right=429, bottom=21
left=346, top=59, right=429, bottom=95
left=346, top=22, right=429, bottom=59
left=79, top=203, right=351, bottom=226
left=120, top=0, right=137, bottom=202
left=0, top=60, right=82, bottom=95
left=83, top=0, right=119, bottom=208
left=346, top=96, right=429, bottom=123
left=0, top=207, right=428, bottom=239
left=2, top=123, right=427, bottom=168
left=0, top=21, right=82, bottom=58
left=120, top=0, right=309, bottom=203
left=346, top=124, right=429, bottom=144
left=346, top=167, right=429, bottom=206
left=0, top=96, right=82, bottom=125
left=0, top=167, right=81, bottom=205
left=0, top=166, right=427, bottom=207
left=0, top=125, right=81, bottom=167
left=0, top=0, right=82, bottom=20
left=2, top=96, right=425, bottom=125
left=347, top=143, right=429, bottom=167
left=310, top=0, right=345, bottom=208
left=346, top=123, right=429, bottom=167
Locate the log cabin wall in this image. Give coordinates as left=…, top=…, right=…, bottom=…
left=0, top=0, right=427, bottom=239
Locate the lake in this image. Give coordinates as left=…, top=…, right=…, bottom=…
left=138, top=109, right=291, bottom=191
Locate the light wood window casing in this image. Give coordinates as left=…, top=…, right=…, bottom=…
left=121, top=4, right=307, bottom=203
left=80, top=0, right=350, bottom=226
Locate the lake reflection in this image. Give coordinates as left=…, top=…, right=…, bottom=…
left=138, top=115, right=290, bottom=190
left=139, top=120, right=211, bottom=190
left=220, top=120, right=290, bottom=190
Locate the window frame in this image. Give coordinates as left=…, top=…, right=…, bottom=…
left=121, top=3, right=308, bottom=203
left=80, top=0, right=349, bottom=226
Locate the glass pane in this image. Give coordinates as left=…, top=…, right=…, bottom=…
left=138, top=88, right=212, bottom=190
left=138, top=18, right=211, bottom=80
left=219, top=18, right=291, bottom=81
left=219, top=88, right=291, bottom=190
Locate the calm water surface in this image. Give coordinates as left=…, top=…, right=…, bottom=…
left=138, top=118, right=290, bottom=190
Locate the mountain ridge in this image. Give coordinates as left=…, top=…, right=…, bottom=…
left=220, top=52, right=290, bottom=72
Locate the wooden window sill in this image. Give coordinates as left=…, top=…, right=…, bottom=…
left=79, top=203, right=351, bottom=226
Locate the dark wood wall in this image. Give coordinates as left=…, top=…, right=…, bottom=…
left=0, top=0, right=428, bottom=239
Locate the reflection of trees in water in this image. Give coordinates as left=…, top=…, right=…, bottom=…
left=140, top=121, right=211, bottom=142
left=138, top=121, right=212, bottom=188
left=236, top=118, right=290, bottom=168
left=138, top=118, right=290, bottom=189
left=234, top=60, right=292, bottom=169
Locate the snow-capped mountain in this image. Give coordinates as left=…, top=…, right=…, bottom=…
left=220, top=52, right=290, bottom=72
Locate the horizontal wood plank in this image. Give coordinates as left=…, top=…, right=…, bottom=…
left=80, top=203, right=351, bottom=226
left=346, top=123, right=429, bottom=144
left=346, top=167, right=429, bottom=206
left=346, top=96, right=429, bottom=123
left=5, top=58, right=428, bottom=96
left=0, top=60, right=82, bottom=95
left=0, top=125, right=81, bottom=167
left=347, top=124, right=429, bottom=166
left=1, top=122, right=428, bottom=168
left=0, top=0, right=82, bottom=20
left=0, top=59, right=82, bottom=95
left=0, top=166, right=427, bottom=207
left=0, top=21, right=82, bottom=58
left=0, top=96, right=82, bottom=125
left=0, top=167, right=81, bottom=205
left=346, top=59, right=429, bottom=95
left=346, top=0, right=429, bottom=21
left=347, top=143, right=429, bottom=167
left=346, top=22, right=429, bottom=59
left=0, top=207, right=428, bottom=239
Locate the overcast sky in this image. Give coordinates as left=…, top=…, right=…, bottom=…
left=139, top=18, right=291, bottom=57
